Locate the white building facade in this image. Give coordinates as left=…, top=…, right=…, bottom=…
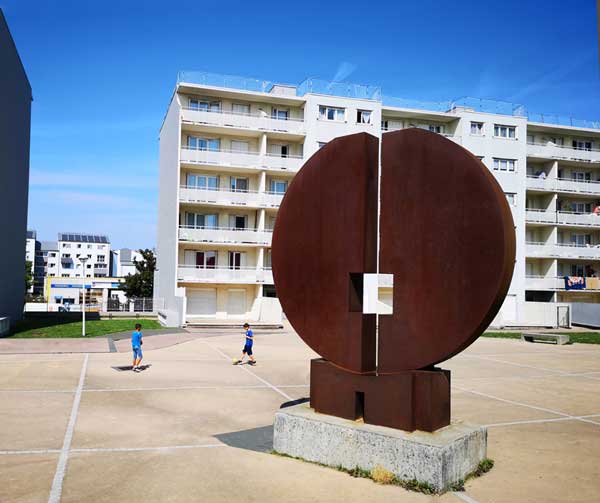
left=156, top=71, right=600, bottom=327
left=55, top=233, right=111, bottom=279
left=111, top=248, right=143, bottom=277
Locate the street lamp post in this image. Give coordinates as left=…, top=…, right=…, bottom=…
left=79, top=257, right=88, bottom=337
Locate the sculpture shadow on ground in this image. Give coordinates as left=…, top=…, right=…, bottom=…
left=214, top=424, right=275, bottom=453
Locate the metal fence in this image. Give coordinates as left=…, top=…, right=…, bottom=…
left=24, top=298, right=163, bottom=314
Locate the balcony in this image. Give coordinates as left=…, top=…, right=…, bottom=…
left=526, top=176, right=600, bottom=195
left=179, top=186, right=284, bottom=208
left=178, top=226, right=272, bottom=246
left=181, top=107, right=305, bottom=136
left=177, top=266, right=273, bottom=284
left=180, top=147, right=304, bottom=172
left=526, top=276, right=600, bottom=291
left=526, top=209, right=600, bottom=228
left=526, top=242, right=600, bottom=259
left=527, top=141, right=600, bottom=163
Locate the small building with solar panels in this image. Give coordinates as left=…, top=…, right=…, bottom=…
left=55, top=233, right=111, bottom=279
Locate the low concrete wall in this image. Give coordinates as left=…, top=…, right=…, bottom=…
left=570, top=302, right=600, bottom=328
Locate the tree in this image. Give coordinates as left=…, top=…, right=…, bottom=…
left=25, top=260, right=33, bottom=292
left=121, top=249, right=156, bottom=299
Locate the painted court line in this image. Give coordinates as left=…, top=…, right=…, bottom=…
left=0, top=448, right=61, bottom=455
left=47, top=353, right=89, bottom=503
left=485, top=413, right=600, bottom=428
left=83, top=384, right=307, bottom=393
left=452, top=491, right=481, bottom=503
left=71, top=443, right=226, bottom=453
left=455, top=386, right=600, bottom=426
left=202, top=341, right=293, bottom=401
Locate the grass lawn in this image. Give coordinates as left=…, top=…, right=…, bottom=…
left=483, top=331, right=600, bottom=344
left=9, top=318, right=162, bottom=338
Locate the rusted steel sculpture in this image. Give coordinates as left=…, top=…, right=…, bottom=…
left=272, top=129, right=515, bottom=432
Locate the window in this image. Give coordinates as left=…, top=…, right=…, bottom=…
left=232, top=103, right=250, bottom=115
left=186, top=174, right=219, bottom=190
left=97, top=255, right=105, bottom=263
left=189, top=98, right=220, bottom=112
left=230, top=177, right=248, bottom=192
left=493, top=158, right=512, bottom=172
left=86, top=264, right=91, bottom=269
left=572, top=172, right=591, bottom=182
left=230, top=215, right=247, bottom=230
left=527, top=134, right=535, bottom=144
left=272, top=108, right=289, bottom=120
left=428, top=124, right=443, bottom=134
left=188, top=136, right=220, bottom=151
left=319, top=106, right=345, bottom=122
left=493, top=158, right=517, bottom=172
left=571, top=264, right=586, bottom=277
left=87, top=244, right=92, bottom=249
left=470, top=122, right=483, bottom=135
left=185, top=250, right=217, bottom=269
left=269, top=144, right=289, bottom=157
left=62, top=254, right=71, bottom=258
left=228, top=251, right=245, bottom=269
left=571, top=234, right=591, bottom=246
left=549, top=137, right=564, bottom=146
left=571, top=202, right=592, bottom=214
left=77, top=244, right=82, bottom=248
left=270, top=180, right=288, bottom=194
left=62, top=243, right=71, bottom=248
left=572, top=140, right=592, bottom=151
left=357, top=110, right=372, bottom=124
left=494, top=124, right=516, bottom=139
left=185, top=213, right=218, bottom=229
left=505, top=193, right=517, bottom=206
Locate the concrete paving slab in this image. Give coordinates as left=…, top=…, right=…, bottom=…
left=0, top=392, right=73, bottom=450
left=461, top=374, right=600, bottom=417
left=478, top=351, right=600, bottom=373
left=84, top=356, right=263, bottom=390
left=0, top=359, right=83, bottom=390
left=61, top=447, right=450, bottom=503
left=239, top=359, right=311, bottom=386
left=451, top=389, right=562, bottom=425
left=466, top=420, right=600, bottom=503
left=0, top=454, right=58, bottom=503
left=72, top=388, right=285, bottom=449
left=0, top=338, right=108, bottom=354
left=443, top=355, right=559, bottom=379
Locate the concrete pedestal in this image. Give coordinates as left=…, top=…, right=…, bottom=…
left=273, top=404, right=487, bottom=493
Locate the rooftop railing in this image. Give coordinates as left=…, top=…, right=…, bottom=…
left=176, top=71, right=600, bottom=130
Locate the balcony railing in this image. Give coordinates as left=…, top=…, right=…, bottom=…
left=178, top=226, right=272, bottom=245
left=177, top=266, right=273, bottom=284
left=526, top=276, right=600, bottom=291
left=526, top=176, right=600, bottom=195
left=180, top=147, right=304, bottom=172
left=527, top=141, right=600, bottom=163
left=181, top=107, right=305, bottom=135
left=179, top=186, right=284, bottom=208
left=526, top=209, right=600, bottom=227
left=526, top=241, right=600, bottom=260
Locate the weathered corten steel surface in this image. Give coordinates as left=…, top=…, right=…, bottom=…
left=311, top=359, right=450, bottom=432
left=272, top=128, right=515, bottom=432
left=272, top=133, right=379, bottom=373
left=378, top=129, right=516, bottom=372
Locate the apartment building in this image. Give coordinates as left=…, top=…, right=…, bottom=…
left=0, top=9, right=32, bottom=325
left=111, top=248, right=143, bottom=277
left=156, top=71, right=600, bottom=327
left=55, top=233, right=111, bottom=279
left=25, top=230, right=44, bottom=295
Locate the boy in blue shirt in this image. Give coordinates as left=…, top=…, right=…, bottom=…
left=234, top=323, right=256, bottom=365
left=131, top=323, right=143, bottom=372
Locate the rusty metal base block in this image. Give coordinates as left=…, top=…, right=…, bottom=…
left=310, top=359, right=451, bottom=432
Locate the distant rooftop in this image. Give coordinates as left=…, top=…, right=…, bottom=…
left=26, top=229, right=36, bottom=239
left=177, top=70, right=600, bottom=131
left=58, top=233, right=110, bottom=244
left=40, top=241, right=57, bottom=251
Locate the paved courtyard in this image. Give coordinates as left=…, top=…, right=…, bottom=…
left=1, top=326, right=599, bottom=503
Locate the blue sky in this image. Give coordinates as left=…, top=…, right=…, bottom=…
left=3, top=0, right=599, bottom=249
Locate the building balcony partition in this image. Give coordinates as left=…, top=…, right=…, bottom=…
left=526, top=241, right=600, bottom=259
left=526, top=176, right=600, bottom=195
left=180, top=147, right=304, bottom=172
left=177, top=265, right=273, bottom=284
left=526, top=275, right=600, bottom=291
left=178, top=225, right=272, bottom=246
left=179, top=186, right=284, bottom=208
left=527, top=141, right=600, bottom=163
left=181, top=107, right=305, bottom=135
